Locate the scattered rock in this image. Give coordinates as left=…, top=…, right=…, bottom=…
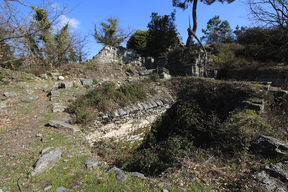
left=3, top=92, right=17, bottom=98
left=265, top=161, right=288, bottom=183
left=81, top=136, right=86, bottom=144
left=131, top=172, right=145, bottom=178
left=31, top=147, right=62, bottom=176
left=39, top=73, right=49, bottom=80
left=73, top=80, right=82, bottom=87
left=35, top=134, right=42, bottom=137
left=41, top=147, right=54, bottom=154
left=48, top=120, right=80, bottom=132
left=139, top=69, right=156, bottom=76
left=242, top=100, right=264, bottom=112
left=107, top=167, right=127, bottom=181
left=160, top=73, right=171, bottom=79
left=50, top=90, right=60, bottom=97
left=83, top=157, right=98, bottom=168
left=101, top=78, right=110, bottom=82
left=52, top=103, right=65, bottom=113
left=49, top=90, right=60, bottom=101
left=253, top=169, right=287, bottom=192
left=59, top=81, right=73, bottom=88
left=0, top=102, right=6, bottom=109
left=58, top=76, right=65, bottom=80
left=81, top=79, right=93, bottom=86
left=23, top=94, right=39, bottom=101
left=44, top=185, right=52, bottom=191
left=26, top=89, right=34, bottom=94
left=251, top=135, right=288, bottom=156
left=56, top=186, right=67, bottom=192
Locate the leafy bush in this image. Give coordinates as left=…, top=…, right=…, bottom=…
left=149, top=73, right=160, bottom=82
left=236, top=26, right=288, bottom=64
left=210, top=42, right=277, bottom=79
left=119, top=78, right=275, bottom=176
left=127, top=11, right=182, bottom=57
left=126, top=30, right=149, bottom=56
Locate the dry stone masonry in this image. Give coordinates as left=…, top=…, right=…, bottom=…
left=86, top=91, right=175, bottom=146
left=91, top=45, right=212, bottom=77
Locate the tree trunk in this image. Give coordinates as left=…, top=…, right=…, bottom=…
left=192, top=0, right=198, bottom=34
left=188, top=28, right=208, bottom=77
left=186, top=0, right=198, bottom=47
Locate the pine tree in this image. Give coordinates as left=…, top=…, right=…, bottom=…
left=93, top=17, right=130, bottom=46
left=201, top=15, right=233, bottom=44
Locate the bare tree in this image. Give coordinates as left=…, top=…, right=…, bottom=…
left=0, top=0, right=71, bottom=69
left=71, top=33, right=90, bottom=64
left=247, top=0, right=288, bottom=28
left=245, top=0, right=288, bottom=64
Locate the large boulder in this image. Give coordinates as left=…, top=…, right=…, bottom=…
left=251, top=135, right=288, bottom=156
left=252, top=161, right=288, bottom=192
left=107, top=167, right=127, bottom=181
left=31, top=148, right=62, bottom=176
left=48, top=120, right=80, bottom=132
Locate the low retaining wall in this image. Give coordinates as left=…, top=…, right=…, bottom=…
left=86, top=92, right=175, bottom=147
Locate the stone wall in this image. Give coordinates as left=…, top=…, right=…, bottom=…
left=92, top=45, right=143, bottom=67
left=91, top=45, right=212, bottom=77
left=86, top=90, right=175, bottom=147
left=227, top=68, right=288, bottom=87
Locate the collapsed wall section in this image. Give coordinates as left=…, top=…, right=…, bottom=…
left=90, top=45, right=213, bottom=77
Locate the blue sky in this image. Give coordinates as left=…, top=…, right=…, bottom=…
left=21, top=0, right=252, bottom=59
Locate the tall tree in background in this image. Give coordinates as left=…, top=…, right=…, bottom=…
left=246, top=0, right=288, bottom=64
left=93, top=17, right=132, bottom=46
left=173, top=0, right=235, bottom=77
left=201, top=15, right=233, bottom=44
left=147, top=11, right=182, bottom=56
left=172, top=0, right=235, bottom=45
left=127, top=11, right=182, bottom=57
left=0, top=27, right=18, bottom=68
left=0, top=0, right=71, bottom=69
left=54, top=23, right=70, bottom=66
left=247, top=0, right=288, bottom=28
left=28, top=6, right=71, bottom=67
left=126, top=30, right=149, bottom=56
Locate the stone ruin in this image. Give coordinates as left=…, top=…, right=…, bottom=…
left=90, top=45, right=213, bottom=77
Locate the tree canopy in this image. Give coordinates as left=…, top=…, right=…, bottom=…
left=173, top=0, right=235, bottom=44
left=127, top=11, right=182, bottom=56
left=201, top=15, right=233, bottom=44
left=93, top=17, right=131, bottom=46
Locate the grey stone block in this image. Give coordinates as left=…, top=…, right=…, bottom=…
left=84, top=157, right=98, bottom=168
left=48, top=120, right=80, bottom=132
left=31, top=148, right=62, bottom=176
left=107, top=167, right=127, bottom=181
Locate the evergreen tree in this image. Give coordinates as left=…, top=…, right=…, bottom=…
left=68, top=48, right=78, bottom=62
left=93, top=17, right=130, bottom=46
left=127, top=30, right=149, bottom=56
left=201, top=15, right=233, bottom=44
left=127, top=11, right=181, bottom=56
left=27, top=5, right=71, bottom=67
left=173, top=0, right=235, bottom=44
left=54, top=24, right=70, bottom=66
left=146, top=11, right=181, bottom=56
left=0, top=27, right=14, bottom=68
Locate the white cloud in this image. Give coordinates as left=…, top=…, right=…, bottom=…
left=58, top=15, right=80, bottom=30
left=51, top=3, right=61, bottom=11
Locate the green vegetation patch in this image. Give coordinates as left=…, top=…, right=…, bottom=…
left=69, top=80, right=157, bottom=124
left=115, top=77, right=287, bottom=190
